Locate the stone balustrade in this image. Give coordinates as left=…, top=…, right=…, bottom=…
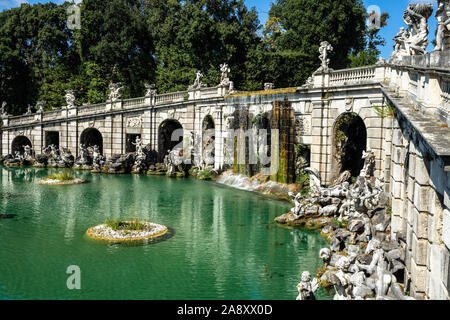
left=155, top=91, right=187, bottom=105
left=329, top=66, right=377, bottom=85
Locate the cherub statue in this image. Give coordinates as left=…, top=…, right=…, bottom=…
left=296, top=271, right=319, bottom=300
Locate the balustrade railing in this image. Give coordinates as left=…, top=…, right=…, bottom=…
left=42, top=110, right=61, bottom=121
left=8, top=114, right=36, bottom=126
left=123, top=97, right=146, bottom=109
left=78, top=103, right=106, bottom=115
left=155, top=91, right=187, bottom=105
left=329, top=66, right=376, bottom=85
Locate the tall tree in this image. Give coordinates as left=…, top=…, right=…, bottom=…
left=349, top=11, right=390, bottom=67
left=146, top=0, right=261, bottom=92
left=257, top=0, right=367, bottom=87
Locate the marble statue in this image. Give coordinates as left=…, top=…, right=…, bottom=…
left=26, top=104, right=32, bottom=115
left=356, top=239, right=396, bottom=300
left=36, top=101, right=45, bottom=113
left=433, top=0, right=450, bottom=52
left=316, top=41, right=333, bottom=73
left=296, top=271, right=319, bottom=300
left=65, top=90, right=76, bottom=108
left=145, top=83, right=156, bottom=97
left=189, top=71, right=205, bottom=90
left=23, top=145, right=32, bottom=160
left=264, top=83, right=274, bottom=91
left=391, top=3, right=433, bottom=62
left=1, top=101, right=7, bottom=116
left=108, top=83, right=123, bottom=102
left=79, top=143, right=89, bottom=164
left=319, top=248, right=331, bottom=265
left=330, top=257, right=353, bottom=300
left=403, top=4, right=433, bottom=55
left=220, top=63, right=230, bottom=86
left=360, top=150, right=375, bottom=178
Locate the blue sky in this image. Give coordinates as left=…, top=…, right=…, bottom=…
left=0, top=0, right=439, bottom=59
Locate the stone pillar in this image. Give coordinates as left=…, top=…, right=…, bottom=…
left=270, top=100, right=295, bottom=184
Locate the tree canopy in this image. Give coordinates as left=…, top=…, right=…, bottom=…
left=0, top=0, right=382, bottom=115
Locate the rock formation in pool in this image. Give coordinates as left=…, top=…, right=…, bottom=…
left=282, top=150, right=412, bottom=300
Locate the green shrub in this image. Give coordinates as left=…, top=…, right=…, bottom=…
left=46, top=170, right=74, bottom=181
left=105, top=218, right=145, bottom=231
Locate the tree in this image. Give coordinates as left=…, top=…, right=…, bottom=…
left=259, top=0, right=367, bottom=87
left=349, top=11, right=389, bottom=67
left=146, top=0, right=261, bottom=92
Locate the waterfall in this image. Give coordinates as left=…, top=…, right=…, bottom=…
left=216, top=171, right=296, bottom=200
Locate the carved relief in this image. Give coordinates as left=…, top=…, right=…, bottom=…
left=127, top=116, right=142, bottom=128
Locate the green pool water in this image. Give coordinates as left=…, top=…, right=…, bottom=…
left=0, top=166, right=333, bottom=300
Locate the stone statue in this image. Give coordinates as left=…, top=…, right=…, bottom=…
left=319, top=248, right=332, bottom=265
left=1, top=101, right=7, bottom=116
left=108, top=83, right=123, bottom=102
left=402, top=4, right=433, bottom=55
left=65, top=90, right=76, bottom=108
left=330, top=257, right=353, bottom=300
left=36, top=101, right=45, bottom=113
left=264, top=83, right=274, bottom=91
left=296, top=271, right=319, bottom=300
left=23, top=145, right=32, bottom=159
left=433, top=0, right=450, bottom=52
left=356, top=239, right=397, bottom=300
left=189, top=70, right=205, bottom=90
left=145, top=83, right=156, bottom=97
left=79, top=143, right=89, bottom=164
left=220, top=63, right=230, bottom=86
left=305, top=167, right=322, bottom=194
left=316, top=41, right=333, bottom=73
left=360, top=150, right=375, bottom=178
left=26, top=104, right=32, bottom=115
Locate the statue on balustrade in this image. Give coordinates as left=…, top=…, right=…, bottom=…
left=108, top=83, right=123, bottom=102
left=390, top=4, right=433, bottom=62
left=315, top=41, right=333, bottom=73
left=145, top=83, right=156, bottom=97
left=1, top=101, right=7, bottom=116
left=220, top=63, right=231, bottom=86
left=65, top=90, right=77, bottom=108
left=433, top=0, right=450, bottom=52
left=189, top=70, right=206, bottom=90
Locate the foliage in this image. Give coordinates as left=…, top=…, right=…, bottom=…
left=348, top=12, right=389, bottom=67
left=105, top=218, right=145, bottom=231
left=0, top=0, right=373, bottom=114
left=197, top=168, right=215, bottom=180
left=46, top=170, right=75, bottom=181
left=264, top=0, right=367, bottom=86
left=372, top=102, right=396, bottom=118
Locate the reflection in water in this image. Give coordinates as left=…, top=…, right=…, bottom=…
left=0, top=166, right=332, bottom=300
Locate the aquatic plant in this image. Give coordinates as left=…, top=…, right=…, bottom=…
left=46, top=170, right=74, bottom=181
left=105, top=218, right=146, bottom=231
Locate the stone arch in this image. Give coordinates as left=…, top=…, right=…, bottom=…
left=202, top=115, right=215, bottom=167
left=11, top=135, right=32, bottom=155
left=332, top=112, right=367, bottom=179
left=80, top=128, right=103, bottom=154
left=158, top=119, right=183, bottom=162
